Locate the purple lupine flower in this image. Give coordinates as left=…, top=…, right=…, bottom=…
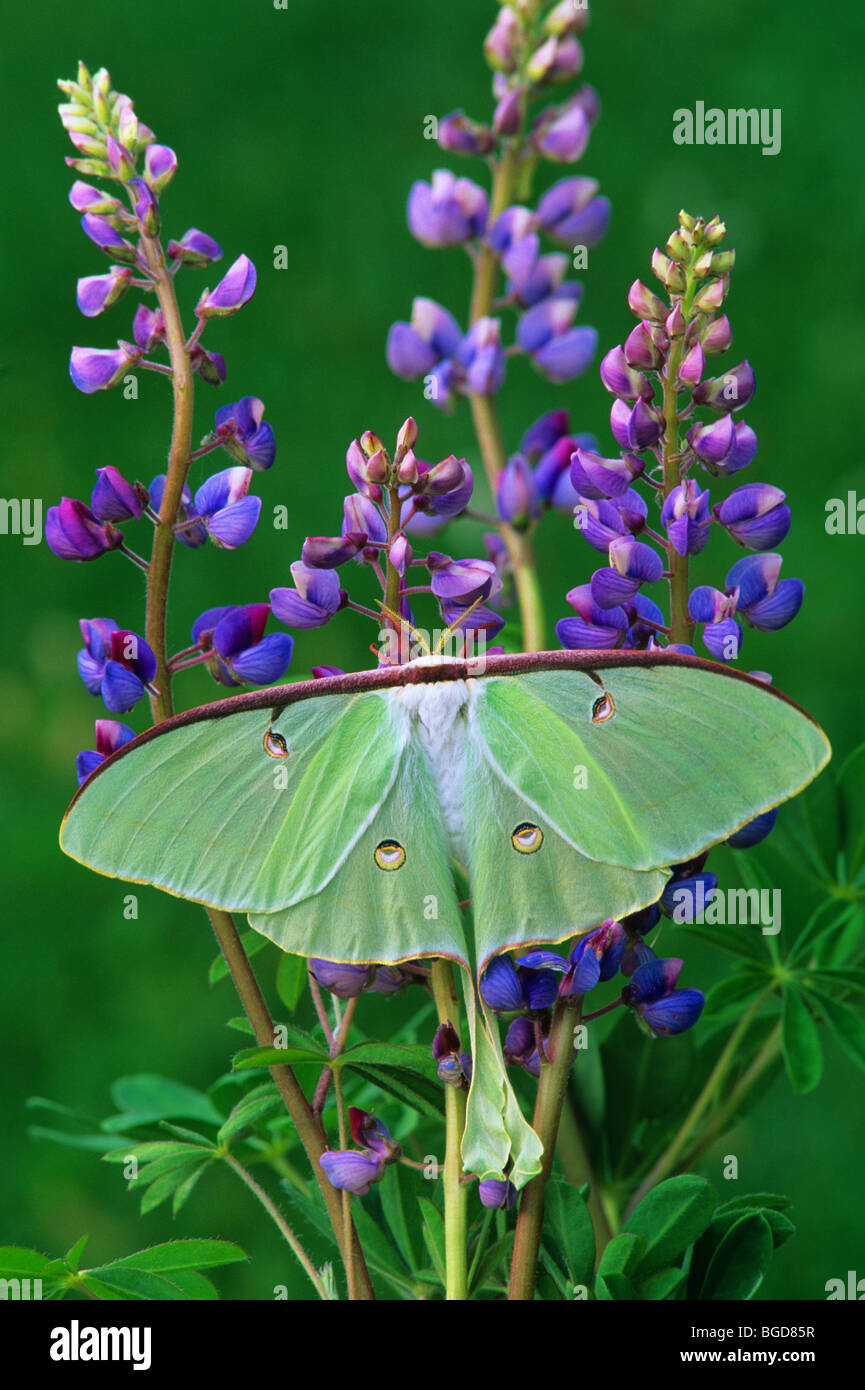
left=302, top=533, right=367, bottom=568
left=76, top=719, right=136, bottom=785
left=609, top=397, right=664, bottom=452
left=427, top=553, right=499, bottom=605
left=479, top=1179, right=518, bottom=1210
left=77, top=619, right=157, bottom=713
left=727, top=554, right=804, bottom=632
left=519, top=920, right=626, bottom=995
left=69, top=182, right=123, bottom=216
left=343, top=493, right=389, bottom=553
left=556, top=583, right=628, bottom=649
left=623, top=592, right=667, bottom=649
left=386, top=297, right=462, bottom=379
left=319, top=1150, right=386, bottom=1196
left=496, top=455, right=540, bottom=527
left=661, top=479, right=711, bottom=556
left=660, top=871, right=719, bottom=922
left=415, top=456, right=474, bottom=518
left=91, top=466, right=144, bottom=521
left=80, top=214, right=138, bottom=264
left=484, top=6, right=520, bottom=70
left=622, top=957, right=705, bottom=1038
left=624, top=321, right=665, bottom=372
left=432, top=1022, right=472, bottom=1088
left=590, top=538, right=663, bottom=609
left=148, top=474, right=208, bottom=547
left=532, top=98, right=591, bottom=162
left=192, top=604, right=293, bottom=687
left=457, top=316, right=506, bottom=394
left=46, top=498, right=120, bottom=561
left=503, top=235, right=574, bottom=308
left=196, top=254, right=256, bottom=317
left=127, top=177, right=159, bottom=236
left=349, top=1107, right=401, bottom=1160
left=310, top=959, right=372, bottom=998
left=714, top=484, right=790, bottom=550
left=627, top=278, right=667, bottom=323
left=143, top=143, right=177, bottom=193
left=599, top=345, right=653, bottom=401
left=191, top=467, right=261, bottom=548
left=70, top=342, right=141, bottom=393
left=693, top=360, right=755, bottom=413
left=212, top=397, right=276, bottom=471
left=688, top=585, right=738, bottom=626
left=76, top=267, right=134, bottom=317
left=440, top=599, right=505, bottom=639
left=727, top=807, right=778, bottom=848
left=517, top=295, right=597, bottom=383
left=479, top=955, right=559, bottom=1015
left=574, top=490, right=647, bottom=552
left=436, top=110, right=495, bottom=156
left=369, top=965, right=416, bottom=996
left=190, top=345, right=227, bottom=385
left=570, top=447, right=644, bottom=500
left=407, top=170, right=488, bottom=246
left=503, top=1017, right=542, bottom=1078
left=132, top=304, right=165, bottom=352
left=487, top=205, right=537, bottom=255
left=105, top=135, right=135, bottom=181
left=701, top=616, right=743, bottom=662
left=536, top=176, right=610, bottom=246
left=270, top=562, right=344, bottom=629
left=168, top=227, right=223, bottom=267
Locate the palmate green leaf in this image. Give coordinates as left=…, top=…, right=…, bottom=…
left=218, top=1084, right=282, bottom=1142
left=349, top=1064, right=445, bottom=1120
left=804, top=986, right=865, bottom=1072
left=596, top=1232, right=646, bottom=1280
left=544, top=1179, right=595, bottom=1288
left=789, top=899, right=861, bottom=967
left=338, top=1041, right=438, bottom=1077
left=172, top=1162, right=213, bottom=1216
left=107, top=1239, right=247, bottom=1273
left=27, top=1125, right=131, bottom=1153
left=622, top=1176, right=717, bottom=1278
left=637, top=1266, right=686, bottom=1300
left=800, top=967, right=865, bottom=996
left=103, top=1140, right=212, bottom=1165
left=0, top=1246, right=53, bottom=1278
left=812, top=903, right=865, bottom=969
left=702, top=970, right=769, bottom=1021
left=689, top=1199, right=795, bottom=1298
left=781, top=987, right=823, bottom=1093
left=680, top=923, right=769, bottom=965
left=102, top=1074, right=223, bottom=1131
left=82, top=1266, right=196, bottom=1300
left=698, top=1212, right=774, bottom=1300
left=276, top=952, right=307, bottom=1011
left=232, top=1045, right=327, bottom=1070
left=139, top=1159, right=208, bottom=1216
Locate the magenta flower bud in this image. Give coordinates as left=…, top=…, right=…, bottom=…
left=76, top=266, right=133, bottom=317
left=714, top=483, right=790, bottom=550
left=70, top=342, right=140, bottom=393
left=168, top=227, right=223, bottom=267
left=533, top=100, right=590, bottom=162
left=69, top=181, right=122, bottom=215
left=389, top=532, right=412, bottom=576
left=143, top=143, right=176, bottom=193
left=91, top=466, right=144, bottom=521
left=700, top=314, right=733, bottom=356
left=302, top=534, right=366, bottom=568
left=105, top=135, right=135, bottom=181
left=693, top=360, right=755, bottom=413
left=81, top=214, right=138, bottom=265
left=665, top=302, right=686, bottom=338
left=197, top=254, right=256, bottom=318
left=627, top=279, right=667, bottom=323
left=599, top=345, right=653, bottom=401
left=624, top=321, right=663, bottom=371
left=571, top=448, right=645, bottom=500
left=493, top=86, right=523, bottom=136
left=394, top=415, right=418, bottom=459
left=693, top=278, right=726, bottom=313
left=626, top=398, right=664, bottom=451
left=496, top=455, right=540, bottom=528
left=128, top=177, right=159, bottom=236
left=661, top=479, right=711, bottom=556
left=46, top=497, right=117, bottom=561
left=408, top=170, right=488, bottom=247
left=437, top=110, right=495, bottom=156
left=678, top=340, right=705, bottom=389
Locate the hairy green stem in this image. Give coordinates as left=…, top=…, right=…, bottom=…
left=509, top=998, right=579, bottom=1300
left=430, top=959, right=468, bottom=1301
left=660, top=269, right=700, bottom=645
left=222, top=1150, right=329, bottom=1300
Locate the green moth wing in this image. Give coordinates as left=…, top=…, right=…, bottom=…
left=61, top=690, right=409, bottom=913
left=472, top=663, right=830, bottom=873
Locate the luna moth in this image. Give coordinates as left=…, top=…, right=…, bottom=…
left=60, top=648, right=830, bottom=1185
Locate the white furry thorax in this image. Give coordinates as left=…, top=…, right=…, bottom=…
left=389, top=663, right=478, bottom=860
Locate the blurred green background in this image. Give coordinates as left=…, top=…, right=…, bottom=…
left=2, top=0, right=864, bottom=1299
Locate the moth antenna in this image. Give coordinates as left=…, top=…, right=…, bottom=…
left=434, top=592, right=487, bottom=654
left=377, top=601, right=432, bottom=658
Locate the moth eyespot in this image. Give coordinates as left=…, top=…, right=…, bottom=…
left=374, top=839, right=406, bottom=871
left=511, top=823, right=543, bottom=854
left=263, top=729, right=290, bottom=759
left=591, top=692, right=616, bottom=724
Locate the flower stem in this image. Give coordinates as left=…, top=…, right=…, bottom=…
left=222, top=1150, right=330, bottom=1299
left=509, top=997, right=580, bottom=1300
left=430, top=959, right=468, bottom=1301
left=661, top=270, right=700, bottom=645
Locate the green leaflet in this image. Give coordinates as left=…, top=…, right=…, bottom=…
left=59, top=656, right=831, bottom=1188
